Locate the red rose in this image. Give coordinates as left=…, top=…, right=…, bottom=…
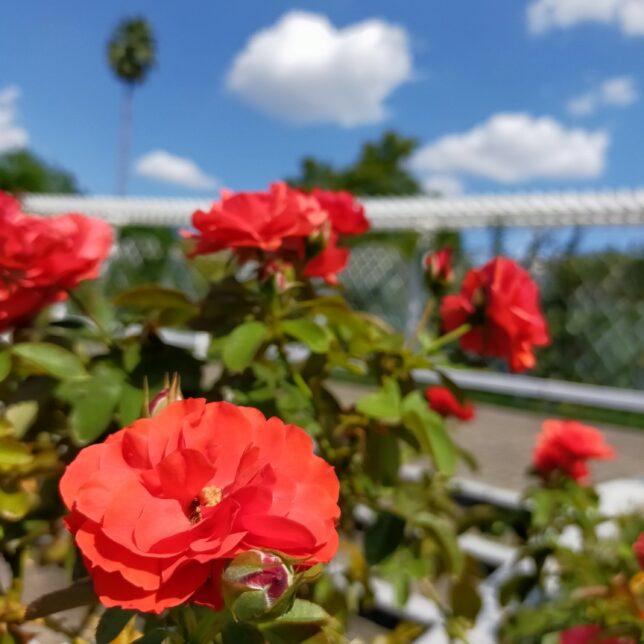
left=561, top=625, right=635, bottom=643
left=425, top=386, right=475, bottom=421
left=60, top=400, right=340, bottom=613
left=423, top=248, right=453, bottom=286
left=532, top=419, right=615, bottom=484
left=0, top=192, right=113, bottom=331
left=191, top=182, right=327, bottom=255
left=311, top=188, right=369, bottom=236
left=634, top=533, right=644, bottom=569
left=303, top=233, right=350, bottom=284
left=440, top=257, right=549, bottom=372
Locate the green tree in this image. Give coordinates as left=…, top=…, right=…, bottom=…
left=107, top=17, right=156, bottom=195
left=288, top=130, right=422, bottom=196
left=0, top=150, right=78, bottom=194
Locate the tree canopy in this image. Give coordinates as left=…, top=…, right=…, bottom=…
left=288, top=131, right=422, bottom=196
left=0, top=150, right=78, bottom=194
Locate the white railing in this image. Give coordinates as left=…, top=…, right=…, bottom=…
left=23, top=188, right=644, bottom=230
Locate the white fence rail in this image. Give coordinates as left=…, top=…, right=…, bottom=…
left=23, top=188, right=644, bottom=230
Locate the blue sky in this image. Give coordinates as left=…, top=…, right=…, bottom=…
left=1, top=0, right=644, bottom=197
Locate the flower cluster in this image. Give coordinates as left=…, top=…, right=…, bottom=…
left=190, top=182, right=368, bottom=283
left=532, top=419, right=615, bottom=484
left=0, top=191, right=113, bottom=332
left=441, top=257, right=549, bottom=372
left=60, top=399, right=340, bottom=613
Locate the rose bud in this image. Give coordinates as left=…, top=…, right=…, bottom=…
left=221, top=550, right=293, bottom=621
left=423, top=247, right=453, bottom=289
left=146, top=373, right=183, bottom=417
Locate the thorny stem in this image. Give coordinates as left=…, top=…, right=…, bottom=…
left=424, top=323, right=472, bottom=354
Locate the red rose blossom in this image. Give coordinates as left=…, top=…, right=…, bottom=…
left=440, top=257, right=549, bottom=372
left=303, top=233, right=350, bottom=284
left=423, top=248, right=453, bottom=286
left=190, top=182, right=327, bottom=255
left=60, top=400, right=340, bottom=613
left=633, top=533, right=644, bottom=569
left=425, top=386, right=475, bottom=421
left=311, top=188, right=369, bottom=236
left=0, top=192, right=113, bottom=331
left=561, top=625, right=635, bottom=643
left=532, top=419, right=615, bottom=484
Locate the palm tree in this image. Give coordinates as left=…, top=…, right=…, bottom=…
left=107, top=17, right=156, bottom=195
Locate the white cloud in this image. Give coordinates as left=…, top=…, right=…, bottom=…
left=0, top=86, right=29, bottom=154
left=423, top=175, right=464, bottom=196
left=226, top=11, right=412, bottom=127
left=528, top=0, right=644, bottom=36
left=411, top=113, right=609, bottom=184
left=135, top=150, right=218, bottom=190
left=567, top=75, right=638, bottom=115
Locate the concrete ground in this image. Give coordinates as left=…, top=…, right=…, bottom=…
left=329, top=382, right=644, bottom=491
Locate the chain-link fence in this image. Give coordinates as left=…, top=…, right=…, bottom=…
left=104, top=223, right=644, bottom=389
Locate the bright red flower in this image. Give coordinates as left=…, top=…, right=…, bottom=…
left=60, top=400, right=340, bottom=613
left=303, top=233, right=350, bottom=284
left=634, top=533, right=644, bottom=569
left=190, top=182, right=327, bottom=255
left=423, top=248, right=453, bottom=286
left=561, top=625, right=635, bottom=643
left=0, top=192, right=113, bottom=331
left=440, top=257, right=549, bottom=372
left=311, top=188, right=369, bottom=236
left=532, top=420, right=615, bottom=484
left=425, top=386, right=475, bottom=421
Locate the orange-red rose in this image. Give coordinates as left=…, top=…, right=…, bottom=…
left=60, top=400, right=340, bottom=613
left=311, top=188, right=369, bottom=236
left=532, top=419, right=615, bottom=484
left=561, top=625, right=635, bottom=643
left=190, top=182, right=326, bottom=255
left=0, top=191, right=113, bottom=331
left=425, top=386, right=475, bottom=421
left=440, top=257, right=549, bottom=372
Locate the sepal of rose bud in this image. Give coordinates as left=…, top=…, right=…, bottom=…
left=261, top=260, right=295, bottom=294
left=222, top=550, right=294, bottom=622
left=146, top=373, right=184, bottom=417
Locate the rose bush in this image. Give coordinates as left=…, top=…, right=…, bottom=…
left=0, top=184, right=640, bottom=644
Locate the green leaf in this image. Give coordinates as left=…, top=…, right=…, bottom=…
left=4, top=401, right=39, bottom=439
left=401, top=391, right=458, bottom=475
left=0, top=350, right=11, bottom=382
left=222, top=622, right=264, bottom=644
left=365, top=430, right=400, bottom=486
left=11, top=343, right=87, bottom=380
left=58, top=366, right=125, bottom=444
left=271, top=599, right=330, bottom=626
left=280, top=319, right=331, bottom=354
left=364, top=511, right=406, bottom=565
left=132, top=629, right=169, bottom=644
left=0, top=438, right=33, bottom=470
left=25, top=578, right=96, bottom=619
left=114, top=285, right=198, bottom=325
left=222, top=321, right=269, bottom=373
left=415, top=512, right=463, bottom=576
left=451, top=573, right=482, bottom=622
left=96, top=607, right=137, bottom=644
left=356, top=378, right=401, bottom=422
left=0, top=488, right=32, bottom=521
left=118, top=384, right=144, bottom=426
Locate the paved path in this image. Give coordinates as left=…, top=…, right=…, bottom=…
left=329, top=382, right=644, bottom=491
